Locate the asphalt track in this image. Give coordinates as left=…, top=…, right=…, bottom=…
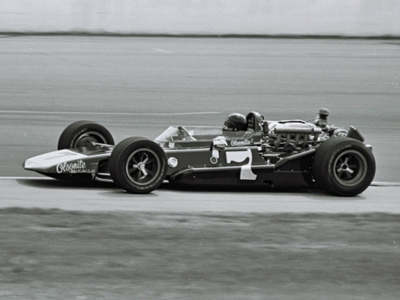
left=0, top=178, right=399, bottom=213
left=1, top=36, right=399, bottom=211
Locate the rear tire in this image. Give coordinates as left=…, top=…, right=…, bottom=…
left=109, top=137, right=167, bottom=194
left=58, top=121, right=114, bottom=150
left=312, top=137, right=375, bottom=196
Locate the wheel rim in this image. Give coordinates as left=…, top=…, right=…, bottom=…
left=125, top=148, right=162, bottom=186
left=74, top=131, right=107, bottom=147
left=333, top=150, right=368, bottom=187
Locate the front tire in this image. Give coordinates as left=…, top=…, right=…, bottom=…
left=312, top=137, right=376, bottom=196
left=58, top=121, right=114, bottom=150
left=109, top=137, right=167, bottom=194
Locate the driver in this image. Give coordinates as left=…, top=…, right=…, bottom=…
left=222, top=113, right=254, bottom=141
left=223, top=113, right=247, bottom=132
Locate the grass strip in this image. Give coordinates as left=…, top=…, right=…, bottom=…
left=0, top=208, right=399, bottom=299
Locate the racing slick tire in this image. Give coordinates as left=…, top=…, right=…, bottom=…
left=109, top=137, right=168, bottom=194
left=312, top=137, right=376, bottom=196
left=58, top=121, right=114, bottom=150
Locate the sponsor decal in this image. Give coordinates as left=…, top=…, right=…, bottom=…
left=56, top=160, right=94, bottom=174
left=230, top=140, right=251, bottom=146
left=226, top=149, right=257, bottom=180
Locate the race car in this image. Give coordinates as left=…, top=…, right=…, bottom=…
left=23, top=109, right=376, bottom=196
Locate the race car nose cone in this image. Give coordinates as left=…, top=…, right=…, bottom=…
left=23, top=158, right=37, bottom=170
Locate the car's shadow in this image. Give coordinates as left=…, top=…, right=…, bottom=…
left=16, top=178, right=367, bottom=200
left=17, top=178, right=117, bottom=190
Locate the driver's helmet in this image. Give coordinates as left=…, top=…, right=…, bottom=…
left=223, top=113, right=247, bottom=131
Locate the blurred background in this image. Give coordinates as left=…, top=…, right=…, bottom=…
left=1, top=0, right=400, bottom=37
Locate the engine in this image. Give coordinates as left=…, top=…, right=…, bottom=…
left=264, top=121, right=322, bottom=151
left=262, top=108, right=348, bottom=152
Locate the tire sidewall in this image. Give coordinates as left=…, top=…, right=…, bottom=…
left=313, top=137, right=376, bottom=196
left=109, top=137, right=167, bottom=194
left=58, top=121, right=114, bottom=150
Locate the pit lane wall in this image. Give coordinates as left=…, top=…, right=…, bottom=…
left=2, top=0, right=400, bottom=37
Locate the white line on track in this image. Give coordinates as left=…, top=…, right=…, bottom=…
left=0, top=111, right=221, bottom=116
left=152, top=48, right=174, bottom=54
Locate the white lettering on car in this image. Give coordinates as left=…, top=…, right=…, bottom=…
left=230, top=140, right=251, bottom=146
left=226, top=149, right=257, bottom=180
left=56, top=160, right=93, bottom=174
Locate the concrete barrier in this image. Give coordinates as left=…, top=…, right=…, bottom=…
left=1, top=0, right=399, bottom=36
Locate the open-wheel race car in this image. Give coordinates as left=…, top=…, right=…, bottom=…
left=24, top=108, right=376, bottom=196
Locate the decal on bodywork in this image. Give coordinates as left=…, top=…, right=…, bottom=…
left=226, top=149, right=257, bottom=180
left=56, top=160, right=95, bottom=174
left=230, top=140, right=251, bottom=146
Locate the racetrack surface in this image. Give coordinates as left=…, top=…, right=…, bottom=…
left=1, top=36, right=399, bottom=182
left=0, top=178, right=399, bottom=213
left=0, top=36, right=399, bottom=213
left=1, top=36, right=400, bottom=299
